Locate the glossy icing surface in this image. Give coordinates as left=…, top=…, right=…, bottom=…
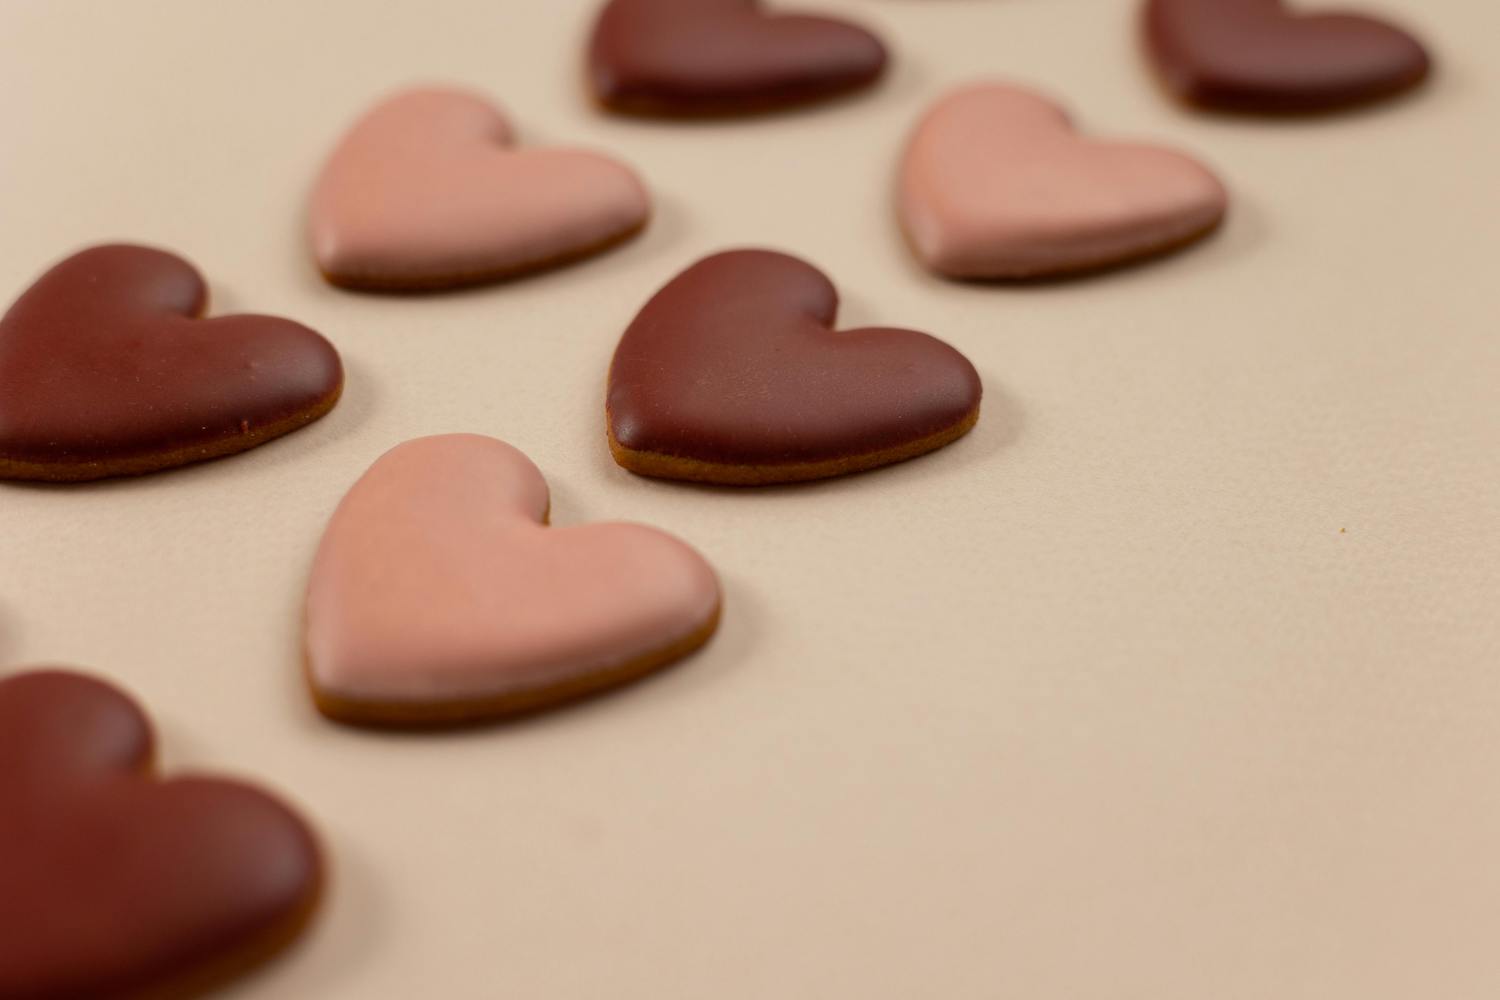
left=1145, top=0, right=1432, bottom=112
left=606, top=249, right=982, bottom=481
left=0, top=245, right=342, bottom=480
left=0, top=670, right=323, bottom=999
left=589, top=0, right=888, bottom=115
left=305, top=434, right=721, bottom=716
left=311, top=87, right=651, bottom=289
left=900, top=83, right=1229, bottom=279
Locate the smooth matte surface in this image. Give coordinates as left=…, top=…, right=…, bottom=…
left=0, top=1, right=1496, bottom=997
left=306, top=434, right=720, bottom=719
left=310, top=87, right=650, bottom=288
left=899, top=82, right=1228, bottom=277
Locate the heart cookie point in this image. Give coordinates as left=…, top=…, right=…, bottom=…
left=0, top=669, right=323, bottom=999
left=899, top=83, right=1229, bottom=280
left=304, top=434, right=722, bottom=727
left=0, top=244, right=343, bottom=481
left=588, top=0, right=888, bottom=117
left=310, top=87, right=651, bottom=291
left=1145, top=0, right=1433, bottom=113
left=606, top=249, right=983, bottom=485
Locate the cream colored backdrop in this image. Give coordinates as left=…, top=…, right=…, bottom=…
left=1, top=1, right=1497, bottom=997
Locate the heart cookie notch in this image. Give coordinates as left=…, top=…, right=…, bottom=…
left=310, top=87, right=651, bottom=290
left=899, top=83, right=1229, bottom=280
left=607, top=250, right=982, bottom=485
left=0, top=669, right=323, bottom=999
left=588, top=0, right=889, bottom=116
left=1145, top=0, right=1432, bottom=113
left=0, top=244, right=343, bottom=481
left=305, top=434, right=721, bottom=727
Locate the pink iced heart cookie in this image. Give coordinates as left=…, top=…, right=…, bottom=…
left=310, top=87, right=651, bottom=291
left=305, top=434, right=721, bottom=726
left=899, top=83, right=1229, bottom=280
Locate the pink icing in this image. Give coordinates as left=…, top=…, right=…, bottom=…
left=304, top=435, right=720, bottom=705
left=309, top=87, right=651, bottom=284
left=899, top=83, right=1229, bottom=278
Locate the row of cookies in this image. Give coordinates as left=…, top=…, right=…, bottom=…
left=0, top=244, right=979, bottom=484
left=586, top=0, right=1431, bottom=118
left=311, top=82, right=1231, bottom=291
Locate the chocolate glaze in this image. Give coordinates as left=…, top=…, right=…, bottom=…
left=1145, top=0, right=1431, bottom=113
left=0, top=245, right=343, bottom=481
left=588, top=0, right=888, bottom=116
left=607, top=250, right=981, bottom=478
left=0, top=670, right=323, bottom=999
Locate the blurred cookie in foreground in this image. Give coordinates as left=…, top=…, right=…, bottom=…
left=0, top=669, right=323, bottom=999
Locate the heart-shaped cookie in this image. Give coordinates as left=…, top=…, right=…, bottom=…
left=0, top=245, right=343, bottom=482
left=899, top=84, right=1229, bottom=280
left=588, top=0, right=888, bottom=116
left=0, top=670, right=323, bottom=999
left=310, top=87, right=651, bottom=290
left=606, top=250, right=982, bottom=484
left=305, top=434, right=721, bottom=726
left=1145, top=0, right=1432, bottom=112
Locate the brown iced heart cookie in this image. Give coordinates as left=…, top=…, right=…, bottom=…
left=588, top=0, right=889, bottom=117
left=0, top=245, right=343, bottom=482
left=1145, top=0, right=1432, bottom=113
left=606, top=250, right=982, bottom=485
left=0, top=669, right=323, bottom=999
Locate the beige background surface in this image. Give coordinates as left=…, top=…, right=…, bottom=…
left=2, top=1, right=1498, bottom=997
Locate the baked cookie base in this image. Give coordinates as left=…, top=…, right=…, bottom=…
left=607, top=404, right=981, bottom=486
left=0, top=382, right=344, bottom=484
left=96, top=753, right=324, bottom=1000
left=1151, top=62, right=1432, bottom=116
left=319, top=221, right=647, bottom=293
left=910, top=215, right=1227, bottom=284
left=308, top=602, right=721, bottom=729
left=593, top=80, right=880, bottom=119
